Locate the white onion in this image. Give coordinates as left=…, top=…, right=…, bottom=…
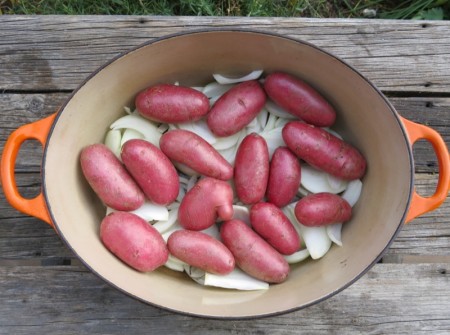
left=165, top=255, right=187, bottom=272
left=120, top=128, right=144, bottom=147
left=202, top=82, right=233, bottom=98
left=110, top=114, right=161, bottom=146
left=130, top=201, right=169, bottom=221
left=263, top=112, right=279, bottom=133
left=257, top=108, right=269, bottom=129
left=173, top=162, right=198, bottom=176
left=153, top=208, right=180, bottom=235
left=326, top=223, right=343, bottom=247
left=231, top=205, right=251, bottom=226
left=283, top=248, right=310, bottom=264
left=265, top=100, right=296, bottom=119
left=212, top=130, right=243, bottom=150
left=201, top=224, right=221, bottom=241
left=178, top=120, right=217, bottom=145
left=187, top=175, right=199, bottom=191
left=342, top=179, right=363, bottom=207
left=203, top=268, right=269, bottom=290
left=300, top=164, right=348, bottom=194
left=104, top=129, right=122, bottom=158
left=212, top=70, right=263, bottom=85
left=260, top=127, right=284, bottom=158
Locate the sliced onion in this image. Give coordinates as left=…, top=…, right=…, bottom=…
left=299, top=225, right=332, bottom=260
left=201, top=224, right=221, bottom=241
left=263, top=112, right=278, bottom=132
left=165, top=255, right=187, bottom=272
left=120, top=128, right=144, bottom=147
left=284, top=248, right=310, bottom=264
left=301, top=164, right=348, bottom=194
left=212, top=130, right=243, bottom=150
left=130, top=201, right=169, bottom=221
left=153, top=208, right=180, bottom=235
left=173, top=162, right=198, bottom=176
left=190, top=86, right=204, bottom=92
left=212, top=70, right=263, bottom=85
left=342, top=179, right=363, bottom=207
left=326, top=223, right=343, bottom=247
left=184, top=266, right=205, bottom=285
left=202, top=82, right=233, bottom=98
left=231, top=205, right=251, bottom=226
left=110, top=113, right=161, bottom=146
left=260, top=127, right=284, bottom=158
left=104, top=129, right=122, bottom=158
left=265, top=100, right=296, bottom=119
left=203, top=268, right=269, bottom=290
left=178, top=120, right=217, bottom=145
left=257, top=108, right=269, bottom=129
left=187, top=175, right=199, bottom=191
left=274, top=117, right=291, bottom=129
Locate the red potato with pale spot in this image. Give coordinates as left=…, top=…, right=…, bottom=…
left=264, top=72, right=336, bottom=127
left=135, top=83, right=210, bottom=123
left=80, top=143, right=144, bottom=211
left=121, top=139, right=179, bottom=206
left=160, top=129, right=233, bottom=180
left=220, top=219, right=290, bottom=284
left=207, top=80, right=266, bottom=136
left=234, top=133, right=269, bottom=204
left=295, top=192, right=352, bottom=227
left=178, top=177, right=234, bottom=231
left=167, top=230, right=235, bottom=275
left=282, top=121, right=367, bottom=180
left=266, top=147, right=301, bottom=207
left=100, top=211, right=168, bottom=272
left=250, top=202, right=301, bottom=255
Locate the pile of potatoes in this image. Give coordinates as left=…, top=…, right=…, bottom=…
left=80, top=71, right=366, bottom=286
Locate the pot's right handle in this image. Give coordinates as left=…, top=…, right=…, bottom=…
left=1, top=114, right=56, bottom=228
left=401, top=117, right=450, bottom=223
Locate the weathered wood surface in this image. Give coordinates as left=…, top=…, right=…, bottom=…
left=0, top=16, right=449, bottom=334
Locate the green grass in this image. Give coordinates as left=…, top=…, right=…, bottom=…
left=0, top=0, right=449, bottom=19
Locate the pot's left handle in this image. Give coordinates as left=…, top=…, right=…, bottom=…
left=1, top=114, right=56, bottom=228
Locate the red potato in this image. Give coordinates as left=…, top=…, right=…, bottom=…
left=100, top=211, right=168, bottom=272
left=282, top=121, right=367, bottom=180
left=135, top=83, right=210, bottom=123
left=167, top=230, right=235, bottom=275
left=250, top=202, right=301, bottom=255
left=234, top=133, right=269, bottom=204
left=266, top=147, right=301, bottom=207
left=80, top=144, right=144, bottom=211
left=178, top=177, right=234, bottom=231
left=121, top=139, right=179, bottom=205
left=264, top=72, right=336, bottom=127
left=220, top=219, right=290, bottom=284
left=207, top=80, right=266, bottom=136
left=160, top=129, right=233, bottom=180
left=294, top=192, right=352, bottom=227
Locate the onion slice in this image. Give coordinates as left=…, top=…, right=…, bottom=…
left=204, top=268, right=269, bottom=290
left=104, top=129, right=122, bottom=158
left=212, top=70, right=263, bottom=85
left=283, top=248, right=310, bottom=264
left=110, top=113, right=161, bottom=146
left=300, top=164, right=348, bottom=194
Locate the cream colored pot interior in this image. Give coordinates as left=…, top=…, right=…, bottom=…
left=44, top=31, right=413, bottom=318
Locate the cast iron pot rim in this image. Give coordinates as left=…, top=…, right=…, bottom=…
left=42, top=28, right=414, bottom=320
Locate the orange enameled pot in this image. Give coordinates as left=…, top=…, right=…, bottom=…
left=1, top=30, right=449, bottom=318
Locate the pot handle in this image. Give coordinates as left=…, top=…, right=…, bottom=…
left=401, top=117, right=450, bottom=223
left=0, top=114, right=56, bottom=228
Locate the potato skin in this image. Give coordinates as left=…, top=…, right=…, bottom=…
left=207, top=80, right=266, bottom=136
left=264, top=72, right=336, bottom=127
left=135, top=83, right=210, bottom=123
left=178, top=177, right=234, bottom=231
left=282, top=121, right=367, bottom=180
left=234, top=133, right=269, bottom=204
left=167, top=230, right=235, bottom=275
left=100, top=211, right=168, bottom=272
left=121, top=139, right=179, bottom=205
left=220, top=219, right=290, bottom=283
left=160, top=129, right=233, bottom=180
left=266, top=147, right=301, bottom=207
left=294, top=192, right=352, bottom=227
left=250, top=202, right=301, bottom=255
left=80, top=144, right=144, bottom=211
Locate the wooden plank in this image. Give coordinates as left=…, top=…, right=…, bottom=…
left=0, top=263, right=448, bottom=334
left=0, top=16, right=449, bottom=93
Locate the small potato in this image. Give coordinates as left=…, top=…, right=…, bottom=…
left=80, top=143, right=144, bottom=211
left=100, top=211, right=168, bottom=272
left=207, top=80, right=266, bottom=136
left=121, top=139, right=179, bottom=205
left=266, top=147, right=301, bottom=207
left=135, top=83, right=210, bottom=123
left=178, top=177, right=234, bottom=231
left=250, top=202, right=301, bottom=255
left=167, top=230, right=235, bottom=275
left=160, top=129, right=233, bottom=180
left=264, top=72, right=336, bottom=127
left=282, top=121, right=367, bottom=180
left=220, top=219, right=290, bottom=284
left=294, top=192, right=352, bottom=227
left=234, top=133, right=269, bottom=204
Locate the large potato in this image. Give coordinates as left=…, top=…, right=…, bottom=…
left=282, top=121, right=367, bottom=180
left=294, top=192, right=352, bottom=227
left=167, top=230, right=235, bottom=275
left=121, top=139, right=179, bottom=205
left=250, top=202, right=300, bottom=255
left=135, top=83, right=210, bottom=123
left=220, top=219, right=290, bottom=284
left=234, top=133, right=269, bottom=204
left=264, top=72, right=336, bottom=127
left=266, top=146, right=301, bottom=207
left=178, top=177, right=234, bottom=231
left=100, top=211, right=168, bottom=272
left=207, top=80, right=266, bottom=136
left=80, top=143, right=144, bottom=211
left=160, top=129, right=233, bottom=180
